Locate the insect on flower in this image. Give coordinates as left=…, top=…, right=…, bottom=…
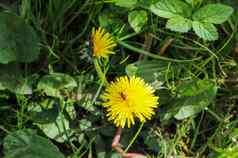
left=101, top=76, right=159, bottom=128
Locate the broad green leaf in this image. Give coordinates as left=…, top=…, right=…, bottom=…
left=73, top=75, right=97, bottom=112
left=185, top=0, right=202, bottom=7
left=79, top=119, right=92, bottom=131
left=150, top=0, right=192, bottom=18
left=28, top=99, right=74, bottom=143
left=176, top=80, right=216, bottom=96
left=78, top=93, right=95, bottom=111
left=0, top=12, right=40, bottom=63
left=126, top=63, right=138, bottom=76
left=174, top=104, right=204, bottom=120
left=192, top=4, right=234, bottom=24
left=126, top=60, right=181, bottom=83
left=36, top=113, right=72, bottom=143
left=128, top=10, right=147, bottom=33
left=161, top=80, right=217, bottom=121
left=137, top=0, right=155, bottom=7
left=174, top=80, right=217, bottom=120
left=98, top=14, right=109, bottom=28
left=0, top=64, right=32, bottom=94
left=3, top=129, right=65, bottom=158
left=98, top=8, right=126, bottom=31
left=66, top=104, right=77, bottom=120
left=37, top=73, right=77, bottom=98
left=166, top=15, right=192, bottom=33
left=214, top=146, right=238, bottom=158
left=192, top=21, right=218, bottom=41
left=230, top=128, right=238, bottom=139
left=29, top=99, right=59, bottom=124
left=157, top=89, right=173, bottom=105
left=14, top=78, right=33, bottom=94
left=114, top=0, right=137, bottom=8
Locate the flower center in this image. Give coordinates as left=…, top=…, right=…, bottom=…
left=94, top=39, right=104, bottom=54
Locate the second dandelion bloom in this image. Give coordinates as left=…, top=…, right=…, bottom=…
left=101, top=76, right=159, bottom=128
left=91, top=27, right=116, bottom=58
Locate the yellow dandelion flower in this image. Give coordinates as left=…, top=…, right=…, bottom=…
left=101, top=76, right=159, bottom=128
left=91, top=27, right=116, bottom=58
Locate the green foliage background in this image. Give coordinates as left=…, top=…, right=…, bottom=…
left=0, top=0, right=238, bottom=157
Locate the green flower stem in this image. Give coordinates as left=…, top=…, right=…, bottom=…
left=190, top=111, right=204, bottom=149
left=93, top=58, right=108, bottom=85
left=0, top=125, right=10, bottom=134
left=192, top=40, right=218, bottom=59
left=125, top=123, right=144, bottom=153
left=118, top=32, right=141, bottom=41
left=117, top=40, right=201, bottom=63
left=59, top=99, right=77, bottom=151
left=205, top=107, right=224, bottom=122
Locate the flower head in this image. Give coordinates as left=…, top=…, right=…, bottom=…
left=101, top=76, right=159, bottom=128
left=91, top=27, right=116, bottom=58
